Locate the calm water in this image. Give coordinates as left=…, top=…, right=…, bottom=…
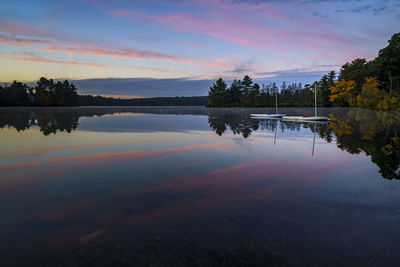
left=1, top=107, right=400, bottom=266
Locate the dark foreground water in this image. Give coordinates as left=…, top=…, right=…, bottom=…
left=1, top=107, right=400, bottom=266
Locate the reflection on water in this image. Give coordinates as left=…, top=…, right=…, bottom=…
left=1, top=107, right=400, bottom=266
left=2, top=107, right=398, bottom=180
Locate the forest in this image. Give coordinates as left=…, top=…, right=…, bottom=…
left=208, top=32, right=400, bottom=110
left=0, top=78, right=208, bottom=106
left=0, top=77, right=79, bottom=106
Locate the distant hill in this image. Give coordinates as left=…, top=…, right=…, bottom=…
left=78, top=95, right=209, bottom=106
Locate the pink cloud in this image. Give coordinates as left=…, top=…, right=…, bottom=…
left=39, top=43, right=229, bottom=68
left=1, top=50, right=178, bottom=73
left=110, top=5, right=366, bottom=65
left=40, top=44, right=178, bottom=61
left=0, top=34, right=52, bottom=47
left=110, top=9, right=286, bottom=51
left=0, top=20, right=229, bottom=69
left=0, top=20, right=60, bottom=40
left=190, top=0, right=282, bottom=19
left=0, top=52, right=107, bottom=68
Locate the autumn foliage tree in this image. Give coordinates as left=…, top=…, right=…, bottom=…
left=329, top=79, right=357, bottom=106
left=356, top=77, right=383, bottom=109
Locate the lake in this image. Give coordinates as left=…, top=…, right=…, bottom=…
left=1, top=107, right=400, bottom=266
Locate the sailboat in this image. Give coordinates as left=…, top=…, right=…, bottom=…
left=282, top=85, right=329, bottom=121
left=251, top=89, right=286, bottom=118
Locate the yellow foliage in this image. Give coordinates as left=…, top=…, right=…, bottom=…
left=377, top=95, right=399, bottom=111
left=356, top=77, right=384, bottom=109
left=328, top=115, right=353, bottom=136
left=361, top=127, right=376, bottom=140
left=329, top=79, right=357, bottom=106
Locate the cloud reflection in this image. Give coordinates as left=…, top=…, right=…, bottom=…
left=109, top=154, right=354, bottom=224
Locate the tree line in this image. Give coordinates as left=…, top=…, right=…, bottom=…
left=0, top=77, right=79, bottom=106
left=79, top=95, right=208, bottom=106
left=329, top=32, right=399, bottom=110
left=208, top=32, right=400, bottom=110
left=207, top=73, right=335, bottom=108
left=0, top=77, right=208, bottom=107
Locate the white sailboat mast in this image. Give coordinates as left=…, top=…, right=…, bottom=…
left=314, top=84, right=317, bottom=117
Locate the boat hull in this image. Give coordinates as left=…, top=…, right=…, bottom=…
left=282, top=116, right=329, bottom=121
left=250, top=114, right=286, bottom=118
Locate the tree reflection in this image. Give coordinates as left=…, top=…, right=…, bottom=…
left=208, top=108, right=400, bottom=180
left=209, top=113, right=335, bottom=143
left=208, top=109, right=259, bottom=138
left=0, top=107, right=209, bottom=136
left=1, top=107, right=399, bottom=180
left=328, top=109, right=400, bottom=180
left=0, top=109, right=117, bottom=136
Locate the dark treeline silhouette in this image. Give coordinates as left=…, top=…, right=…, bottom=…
left=208, top=32, right=400, bottom=110
left=0, top=78, right=208, bottom=107
left=79, top=95, right=208, bottom=106
left=0, top=77, right=78, bottom=106
left=207, top=74, right=335, bottom=108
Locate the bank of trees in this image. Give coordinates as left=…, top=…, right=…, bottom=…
left=0, top=78, right=208, bottom=106
left=329, top=33, right=400, bottom=110
left=208, top=32, right=400, bottom=110
left=79, top=95, right=208, bottom=106
left=207, top=73, right=336, bottom=107
left=0, top=77, right=78, bottom=106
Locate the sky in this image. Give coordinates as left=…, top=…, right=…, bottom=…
left=0, top=0, right=399, bottom=97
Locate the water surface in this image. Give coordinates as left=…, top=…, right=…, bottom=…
left=1, top=107, right=400, bottom=266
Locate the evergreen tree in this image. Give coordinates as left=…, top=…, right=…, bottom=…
left=208, top=78, right=227, bottom=106
left=229, top=79, right=242, bottom=106
left=317, top=74, right=334, bottom=107
left=339, top=58, right=370, bottom=92
left=61, top=80, right=79, bottom=106
left=35, top=77, right=54, bottom=106
left=241, top=75, right=253, bottom=105
left=271, top=83, right=278, bottom=107
left=374, top=33, right=400, bottom=92
left=249, top=83, right=260, bottom=106
left=54, top=81, right=66, bottom=106
left=4, top=81, right=30, bottom=106
left=0, top=85, right=5, bottom=106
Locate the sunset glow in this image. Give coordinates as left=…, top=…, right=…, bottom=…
left=1, top=0, right=398, bottom=97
